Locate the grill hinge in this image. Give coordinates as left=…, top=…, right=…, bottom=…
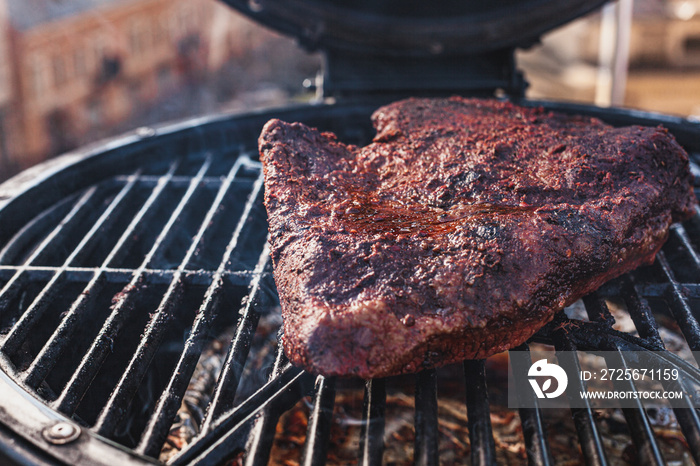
left=319, top=47, right=527, bottom=101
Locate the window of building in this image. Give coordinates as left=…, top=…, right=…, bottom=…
left=52, top=55, right=68, bottom=88
left=29, top=58, right=47, bottom=99
left=129, top=22, right=141, bottom=55
left=168, top=9, right=180, bottom=39
left=0, top=61, right=7, bottom=94
left=177, top=6, right=189, bottom=34
left=129, top=20, right=151, bottom=56
left=153, top=16, right=168, bottom=45
left=74, top=46, right=87, bottom=78
left=93, top=34, right=106, bottom=67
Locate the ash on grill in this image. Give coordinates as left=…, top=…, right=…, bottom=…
left=160, top=311, right=282, bottom=462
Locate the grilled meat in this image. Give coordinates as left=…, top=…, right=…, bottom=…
left=258, top=97, right=696, bottom=378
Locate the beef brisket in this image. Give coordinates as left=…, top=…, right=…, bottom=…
left=258, top=97, right=696, bottom=378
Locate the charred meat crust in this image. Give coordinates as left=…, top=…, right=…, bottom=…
left=258, top=97, right=696, bottom=378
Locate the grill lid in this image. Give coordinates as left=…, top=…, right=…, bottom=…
left=220, top=0, right=609, bottom=56
left=219, top=0, right=609, bottom=99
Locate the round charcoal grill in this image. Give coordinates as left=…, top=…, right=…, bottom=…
left=2, top=1, right=700, bottom=465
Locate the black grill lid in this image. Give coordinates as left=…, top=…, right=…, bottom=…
left=219, top=0, right=609, bottom=56
left=219, top=0, right=610, bottom=99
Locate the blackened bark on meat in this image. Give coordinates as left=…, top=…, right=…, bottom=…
left=258, top=97, right=696, bottom=378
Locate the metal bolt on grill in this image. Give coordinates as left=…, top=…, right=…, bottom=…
left=0, top=103, right=698, bottom=465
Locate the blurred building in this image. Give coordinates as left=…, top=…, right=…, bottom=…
left=518, top=0, right=700, bottom=117
left=0, top=0, right=12, bottom=173
left=0, top=0, right=319, bottom=180
left=0, top=0, right=228, bottom=173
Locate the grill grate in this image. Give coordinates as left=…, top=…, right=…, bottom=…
left=0, top=103, right=698, bottom=465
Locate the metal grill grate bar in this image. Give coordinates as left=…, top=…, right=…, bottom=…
left=243, top=349, right=289, bottom=466
left=554, top=332, right=609, bottom=466
left=618, top=277, right=663, bottom=346
left=0, top=266, right=261, bottom=284
left=22, top=271, right=107, bottom=388
left=0, top=270, right=67, bottom=356
left=53, top=157, right=206, bottom=415
left=10, top=270, right=262, bottom=388
left=414, top=369, right=439, bottom=466
left=0, top=195, right=77, bottom=264
left=464, top=360, right=496, bottom=466
left=199, top=297, right=261, bottom=432
left=139, top=166, right=266, bottom=455
left=510, top=345, right=554, bottom=466
left=637, top=282, right=700, bottom=299
left=135, top=158, right=256, bottom=456
left=1, top=173, right=142, bottom=357
left=135, top=281, right=223, bottom=457
left=607, top=351, right=665, bottom=465
left=0, top=275, right=24, bottom=314
left=669, top=379, right=700, bottom=464
left=64, top=171, right=143, bottom=267
left=0, top=186, right=97, bottom=314
left=656, top=252, right=700, bottom=355
left=582, top=292, right=615, bottom=329
left=197, top=175, right=267, bottom=433
left=21, top=186, right=99, bottom=267
left=102, top=160, right=183, bottom=269
left=358, top=378, right=386, bottom=466
left=115, top=175, right=235, bottom=186
left=199, top=265, right=266, bottom=433
left=300, top=376, right=336, bottom=466
left=212, top=169, right=265, bottom=274
left=670, top=224, right=700, bottom=272
left=92, top=277, right=186, bottom=436
left=613, top=272, right=700, bottom=465
left=180, top=157, right=252, bottom=271
left=242, top=400, right=282, bottom=466
left=51, top=282, right=133, bottom=413
left=93, top=158, right=248, bottom=437
left=170, top=364, right=314, bottom=466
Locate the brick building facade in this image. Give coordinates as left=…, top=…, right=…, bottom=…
left=0, top=1, right=12, bottom=173
left=0, top=0, right=240, bottom=176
